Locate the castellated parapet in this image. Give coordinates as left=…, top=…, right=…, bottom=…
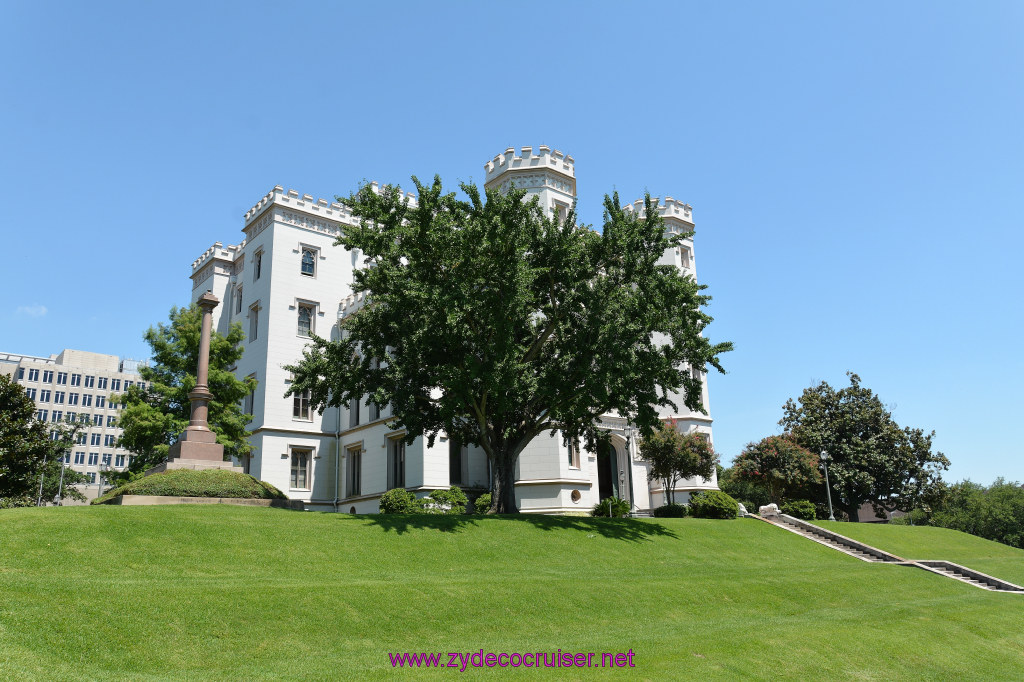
left=484, top=145, right=575, bottom=185
left=191, top=241, right=246, bottom=274
left=623, top=196, right=694, bottom=225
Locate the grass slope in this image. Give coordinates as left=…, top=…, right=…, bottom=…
left=0, top=507, right=1022, bottom=681
left=814, top=520, right=1024, bottom=586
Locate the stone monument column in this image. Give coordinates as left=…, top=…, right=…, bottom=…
left=148, top=291, right=240, bottom=474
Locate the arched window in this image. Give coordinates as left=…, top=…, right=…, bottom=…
left=301, top=248, right=316, bottom=276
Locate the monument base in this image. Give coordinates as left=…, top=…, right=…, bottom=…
left=146, top=458, right=245, bottom=476
left=146, top=434, right=239, bottom=476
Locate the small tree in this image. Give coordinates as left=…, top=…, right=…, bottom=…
left=639, top=420, right=717, bottom=504
left=0, top=375, right=88, bottom=506
left=733, top=435, right=821, bottom=504
left=114, top=304, right=256, bottom=473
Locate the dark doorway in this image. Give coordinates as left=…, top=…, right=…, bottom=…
left=597, top=441, right=618, bottom=500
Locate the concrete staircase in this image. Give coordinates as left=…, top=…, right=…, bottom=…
left=755, top=513, right=1024, bottom=594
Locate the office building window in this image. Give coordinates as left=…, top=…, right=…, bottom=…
left=97, top=377, right=108, bottom=390
left=253, top=250, right=263, bottom=281
left=43, top=370, right=53, bottom=383
left=90, top=433, right=101, bottom=446
left=17, top=367, right=24, bottom=380
left=87, top=472, right=96, bottom=483
left=26, top=388, right=36, bottom=400
left=93, top=414, right=103, bottom=426
left=297, top=303, right=314, bottom=337
left=88, top=453, right=98, bottom=466
left=51, top=410, right=62, bottom=423
left=56, top=372, right=67, bottom=385
left=124, top=380, right=133, bottom=390
left=70, top=374, right=81, bottom=387
left=68, top=393, right=79, bottom=406
left=75, top=432, right=86, bottom=445
left=301, top=247, right=316, bottom=276
left=248, top=304, right=259, bottom=341
left=110, top=378, right=121, bottom=391
left=49, top=429, right=60, bottom=441
left=64, top=411, right=76, bottom=423
left=293, top=388, right=311, bottom=421
left=347, top=447, right=361, bottom=496
left=388, top=438, right=406, bottom=489
left=104, top=434, right=115, bottom=446
left=96, top=396, right=106, bottom=409
left=82, top=395, right=92, bottom=407
left=290, top=448, right=311, bottom=490
left=36, top=409, right=47, bottom=421
left=102, top=453, right=112, bottom=466
left=28, top=369, right=39, bottom=381
left=115, top=454, right=126, bottom=468
left=40, top=389, right=51, bottom=402
left=62, top=453, right=71, bottom=464
left=74, top=452, right=85, bottom=465
left=106, top=415, right=116, bottom=427
left=84, top=376, right=95, bottom=388
left=54, top=391, right=65, bottom=404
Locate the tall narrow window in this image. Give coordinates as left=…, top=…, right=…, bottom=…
left=17, top=367, right=24, bottom=380
left=290, top=448, right=311, bottom=489
left=568, top=440, right=580, bottom=469
left=347, top=447, right=362, bottom=497
left=349, top=397, right=360, bottom=428
left=243, top=373, right=256, bottom=418
left=297, top=304, right=314, bottom=337
left=253, top=250, right=263, bottom=281
left=388, top=438, right=405, bottom=489
left=293, top=388, right=310, bottom=420
left=235, top=286, right=243, bottom=314
left=248, top=304, right=259, bottom=341
left=301, top=248, right=316, bottom=276
left=449, top=440, right=468, bottom=486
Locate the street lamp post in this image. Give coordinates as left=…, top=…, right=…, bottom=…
left=821, top=450, right=836, bottom=522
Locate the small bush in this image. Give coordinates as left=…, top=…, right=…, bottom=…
left=378, top=488, right=421, bottom=514
left=422, top=486, right=469, bottom=515
left=92, top=469, right=286, bottom=504
left=890, top=508, right=930, bottom=526
left=781, top=499, right=816, bottom=520
left=592, top=496, right=630, bottom=518
left=688, top=490, right=738, bottom=519
left=652, top=503, right=688, bottom=518
left=474, top=493, right=492, bottom=514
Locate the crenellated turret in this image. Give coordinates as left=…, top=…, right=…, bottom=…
left=484, top=146, right=576, bottom=222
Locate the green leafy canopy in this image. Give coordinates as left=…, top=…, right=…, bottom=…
left=287, top=176, right=732, bottom=512
left=114, top=304, right=256, bottom=473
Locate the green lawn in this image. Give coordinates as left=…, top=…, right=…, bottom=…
left=813, top=520, right=1024, bottom=586
left=1, top=506, right=1022, bottom=681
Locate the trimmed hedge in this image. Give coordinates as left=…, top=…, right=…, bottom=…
left=688, top=490, right=739, bottom=519
left=474, top=493, right=492, bottom=514
left=652, top=503, right=689, bottom=518
left=379, top=488, right=420, bottom=513
left=781, top=499, right=816, bottom=520
left=92, top=469, right=286, bottom=505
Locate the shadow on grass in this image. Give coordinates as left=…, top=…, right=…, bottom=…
left=344, top=513, right=678, bottom=542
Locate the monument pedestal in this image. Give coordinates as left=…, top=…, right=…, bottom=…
left=147, top=423, right=243, bottom=475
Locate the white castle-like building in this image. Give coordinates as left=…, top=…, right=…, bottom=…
left=188, top=146, right=718, bottom=513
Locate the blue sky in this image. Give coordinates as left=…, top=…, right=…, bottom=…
left=2, top=1, right=1021, bottom=484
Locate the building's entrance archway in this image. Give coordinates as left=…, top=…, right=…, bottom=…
left=597, top=440, right=619, bottom=500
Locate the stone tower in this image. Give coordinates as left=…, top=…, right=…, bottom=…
left=483, top=146, right=576, bottom=222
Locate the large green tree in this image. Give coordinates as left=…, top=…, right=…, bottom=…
left=288, top=177, right=731, bottom=513
left=732, top=434, right=821, bottom=504
left=115, top=304, right=256, bottom=473
left=639, top=420, right=718, bottom=504
left=0, top=375, right=88, bottom=506
left=780, top=372, right=948, bottom=521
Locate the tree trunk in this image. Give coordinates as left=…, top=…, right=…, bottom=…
left=489, top=449, right=520, bottom=514
left=847, top=503, right=860, bottom=523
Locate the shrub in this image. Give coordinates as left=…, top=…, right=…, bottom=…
left=92, top=469, right=286, bottom=504
left=781, top=499, right=816, bottom=520
left=422, top=486, right=469, bottom=515
left=592, top=496, right=630, bottom=517
left=652, top=503, right=688, bottom=518
left=890, top=508, right=930, bottom=526
left=378, top=488, right=421, bottom=514
left=688, top=490, right=738, bottom=519
left=473, top=493, right=492, bottom=514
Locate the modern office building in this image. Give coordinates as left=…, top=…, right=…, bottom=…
left=187, top=146, right=718, bottom=513
left=0, top=349, right=146, bottom=503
